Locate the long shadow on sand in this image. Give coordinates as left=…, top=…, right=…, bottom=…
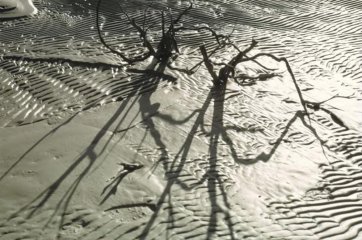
left=2, top=5, right=330, bottom=240
left=134, top=78, right=328, bottom=239
left=4, top=55, right=328, bottom=240
left=5, top=58, right=178, bottom=238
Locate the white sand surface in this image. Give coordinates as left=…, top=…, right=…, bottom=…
left=1, top=0, right=362, bottom=239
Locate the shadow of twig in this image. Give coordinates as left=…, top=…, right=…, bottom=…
left=100, top=163, right=143, bottom=205
left=0, top=113, right=78, bottom=182
left=7, top=62, right=176, bottom=239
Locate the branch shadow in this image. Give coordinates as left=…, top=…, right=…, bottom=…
left=132, top=82, right=250, bottom=239
left=0, top=113, right=78, bottom=182
left=2, top=3, right=333, bottom=240
left=5, top=48, right=329, bottom=240
left=100, top=163, right=144, bottom=205
left=6, top=58, right=177, bottom=239
left=136, top=77, right=329, bottom=240
left=132, top=46, right=331, bottom=240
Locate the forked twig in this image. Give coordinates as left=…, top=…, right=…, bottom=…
left=96, top=0, right=152, bottom=64
left=97, top=0, right=194, bottom=64
left=304, top=93, right=354, bottom=129
left=172, top=3, right=193, bottom=25
left=233, top=51, right=311, bottom=120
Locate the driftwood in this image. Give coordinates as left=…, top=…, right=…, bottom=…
left=96, top=1, right=232, bottom=66
left=96, top=1, right=193, bottom=64
left=96, top=0, right=350, bottom=130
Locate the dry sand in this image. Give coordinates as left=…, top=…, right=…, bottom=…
left=0, top=0, right=362, bottom=239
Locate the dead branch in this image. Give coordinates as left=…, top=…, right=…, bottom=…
left=234, top=72, right=280, bottom=85
left=97, top=0, right=194, bottom=64
left=119, top=162, right=144, bottom=172
left=304, top=93, right=355, bottom=111
left=173, top=3, right=193, bottom=25
left=229, top=42, right=277, bottom=71
left=235, top=52, right=310, bottom=118
left=303, top=94, right=354, bottom=129
left=119, top=6, right=156, bottom=56
left=198, top=39, right=258, bottom=85
left=96, top=0, right=152, bottom=64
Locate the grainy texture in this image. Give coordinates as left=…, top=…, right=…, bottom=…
left=0, top=0, right=361, bottom=239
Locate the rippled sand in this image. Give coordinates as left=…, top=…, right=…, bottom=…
left=0, top=0, right=362, bottom=239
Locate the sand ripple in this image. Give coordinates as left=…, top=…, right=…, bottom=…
left=0, top=0, right=362, bottom=239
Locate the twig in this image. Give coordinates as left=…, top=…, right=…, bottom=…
left=119, top=162, right=144, bottom=172
left=96, top=0, right=152, bottom=64
left=172, top=2, right=193, bottom=25
left=187, top=44, right=227, bottom=74
left=235, top=52, right=311, bottom=121
left=229, top=42, right=277, bottom=71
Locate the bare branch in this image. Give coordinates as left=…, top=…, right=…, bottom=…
left=96, top=0, right=154, bottom=64
left=167, top=8, right=180, bottom=54
left=236, top=52, right=310, bottom=119
left=96, top=0, right=133, bottom=63
left=117, top=3, right=156, bottom=57
left=173, top=2, right=193, bottom=25
left=234, top=73, right=280, bottom=86
left=229, top=42, right=277, bottom=71
left=228, top=39, right=258, bottom=67
left=175, top=26, right=229, bottom=45
left=187, top=43, right=227, bottom=74
left=142, top=3, right=154, bottom=32
left=161, top=10, right=165, bottom=37
left=127, top=17, right=156, bottom=56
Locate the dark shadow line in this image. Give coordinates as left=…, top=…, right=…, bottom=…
left=100, top=163, right=143, bottom=205
left=206, top=83, right=236, bottom=240
left=228, top=111, right=301, bottom=165
left=0, top=112, right=78, bottom=182
left=217, top=176, right=236, bottom=240
left=1, top=54, right=124, bottom=70
left=43, top=66, right=173, bottom=238
left=43, top=78, right=161, bottom=233
left=105, top=202, right=157, bottom=212
left=209, top=89, right=221, bottom=239
left=100, top=171, right=130, bottom=205
left=138, top=90, right=213, bottom=239
left=8, top=93, right=143, bottom=222
left=88, top=67, right=177, bottom=176
left=86, top=97, right=139, bottom=174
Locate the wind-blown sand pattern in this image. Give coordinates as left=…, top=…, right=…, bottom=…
left=0, top=0, right=361, bottom=239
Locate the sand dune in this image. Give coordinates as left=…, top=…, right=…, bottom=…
left=0, top=0, right=361, bottom=239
